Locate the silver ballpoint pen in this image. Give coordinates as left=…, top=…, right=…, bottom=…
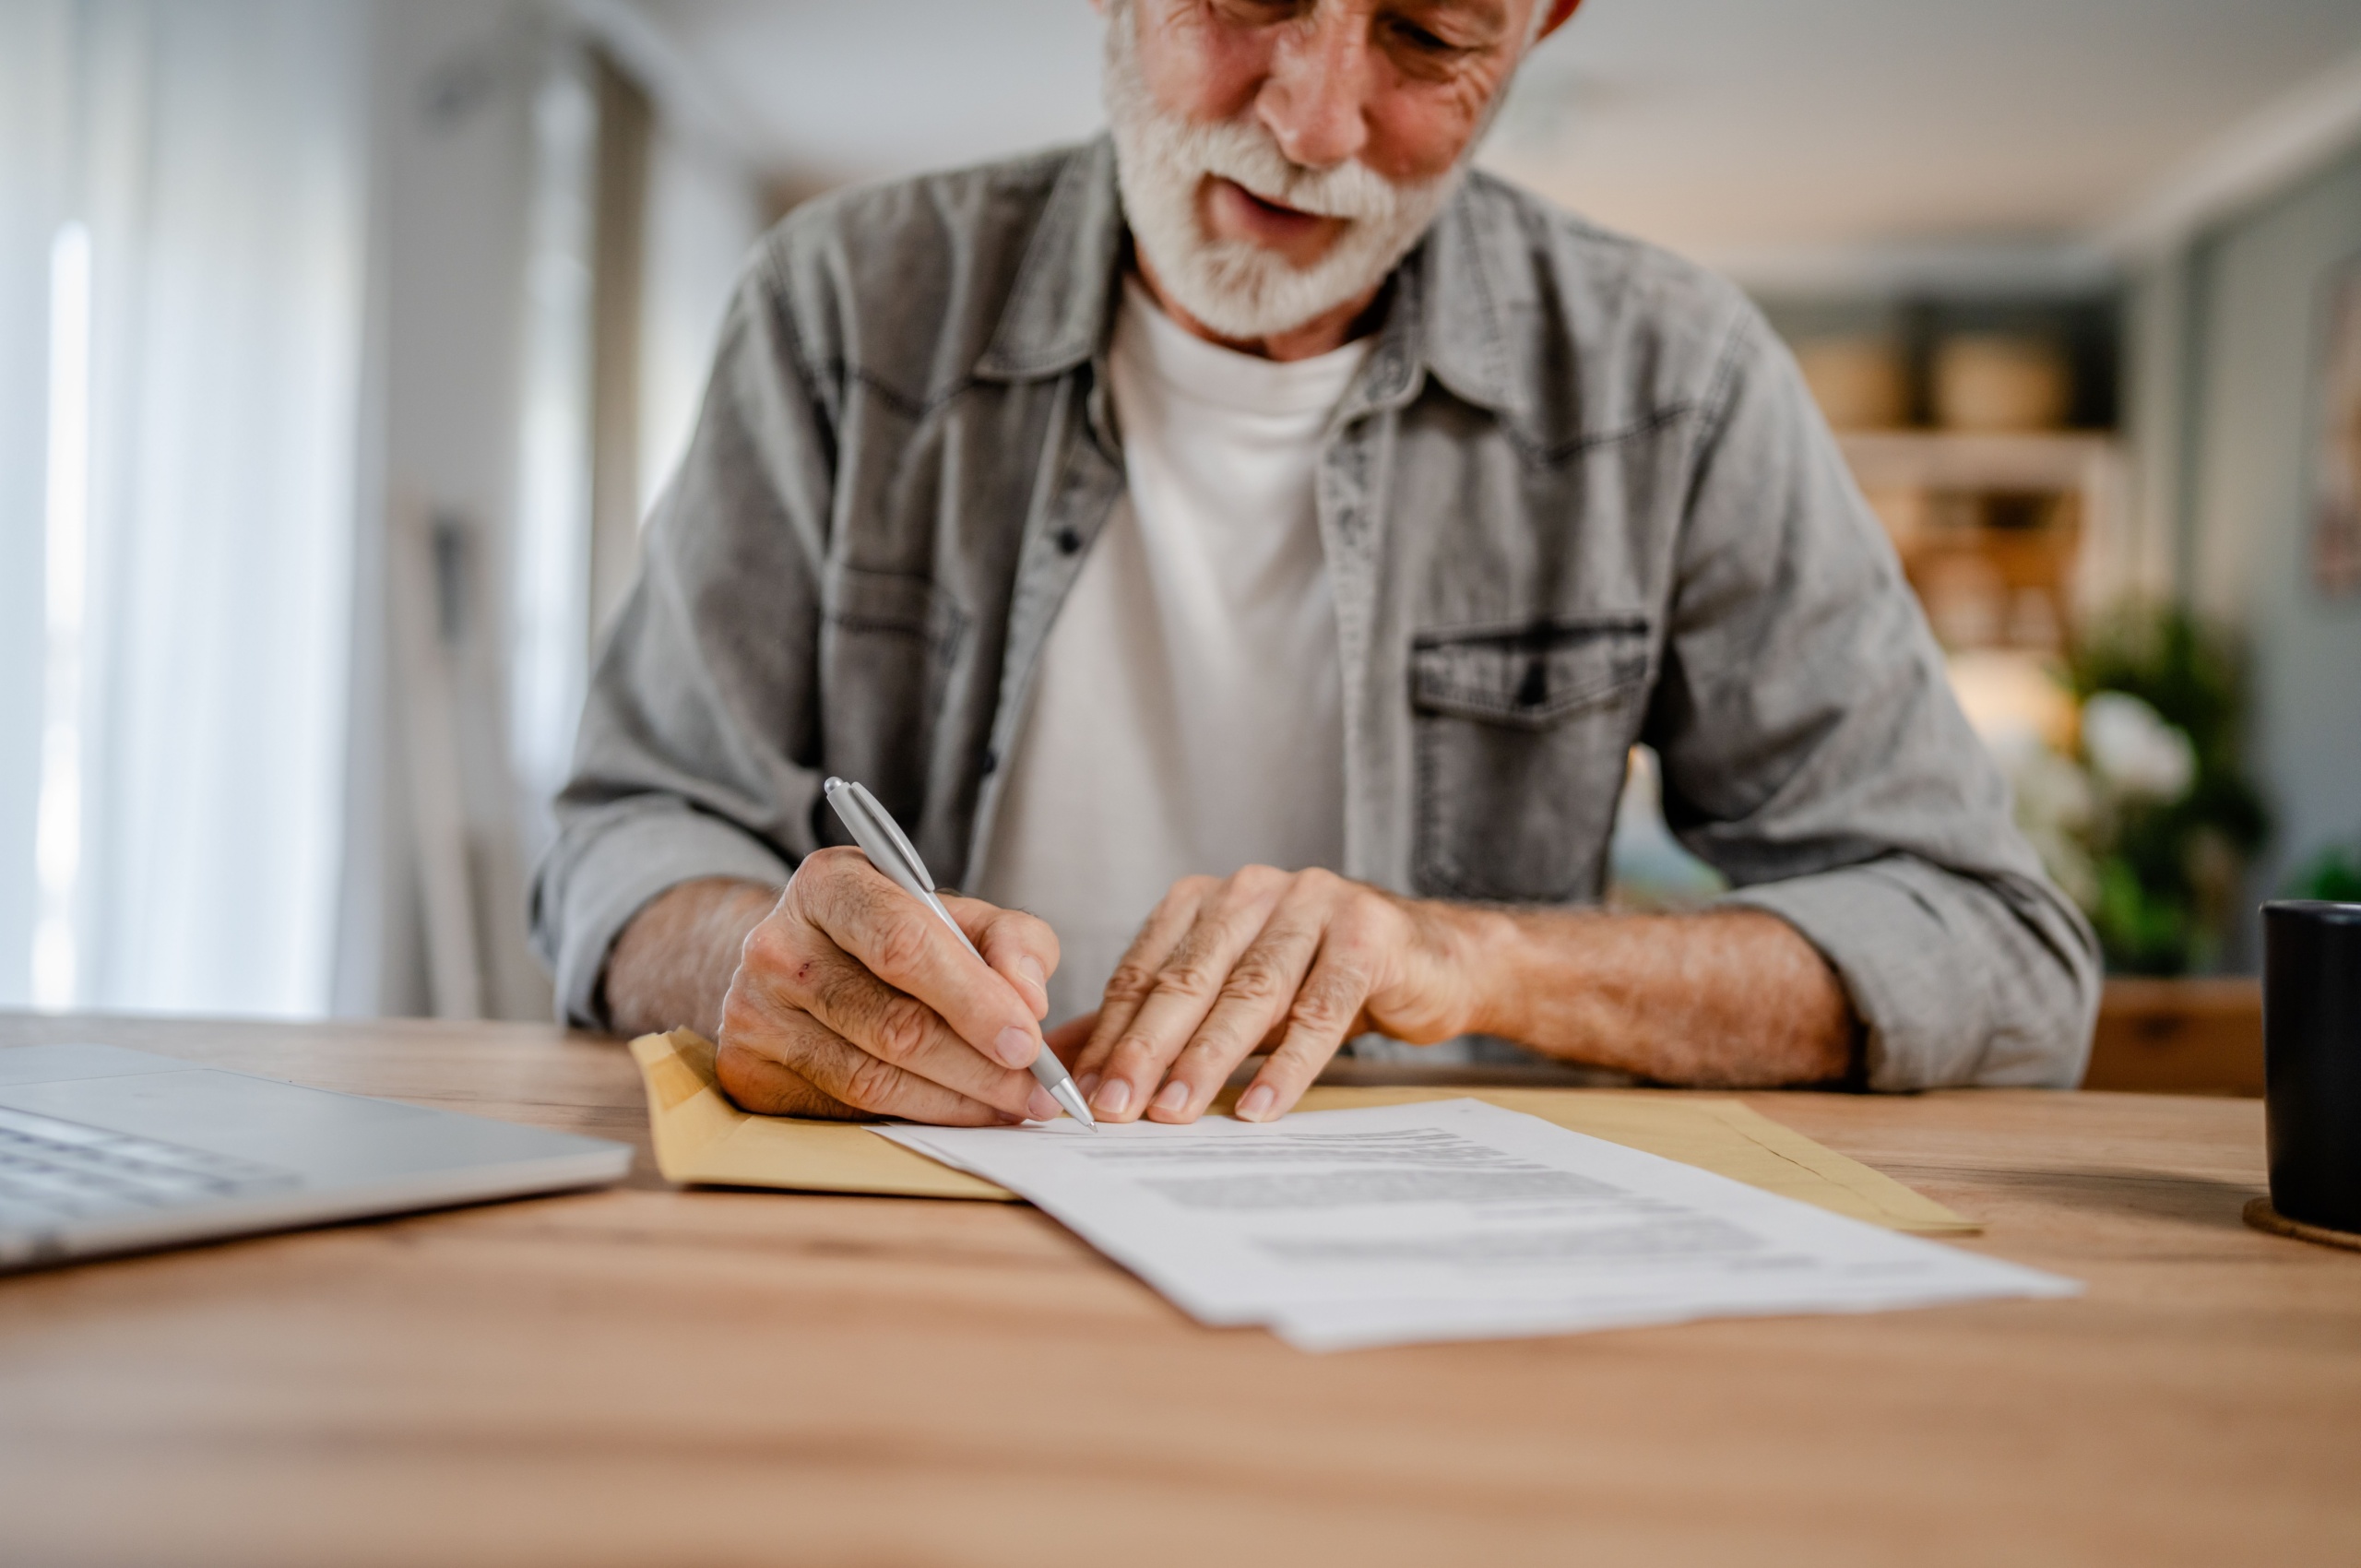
left=822, top=777, right=1097, bottom=1131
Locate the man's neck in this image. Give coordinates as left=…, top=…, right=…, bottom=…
left=1131, top=248, right=1383, bottom=363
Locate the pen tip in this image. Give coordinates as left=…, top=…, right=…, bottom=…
left=1049, top=1077, right=1097, bottom=1131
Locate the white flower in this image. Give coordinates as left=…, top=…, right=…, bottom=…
left=2010, top=743, right=2095, bottom=836
left=2082, top=692, right=2197, bottom=803
left=1989, top=737, right=2100, bottom=911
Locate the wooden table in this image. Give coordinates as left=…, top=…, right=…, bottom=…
left=1, top=1014, right=2355, bottom=1567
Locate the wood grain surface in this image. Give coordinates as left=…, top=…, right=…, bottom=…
left=0, top=1012, right=2355, bottom=1568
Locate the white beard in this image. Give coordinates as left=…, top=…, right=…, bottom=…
left=1101, top=1, right=1467, bottom=341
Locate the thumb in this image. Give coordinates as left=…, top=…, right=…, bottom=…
left=945, top=896, right=1060, bottom=1023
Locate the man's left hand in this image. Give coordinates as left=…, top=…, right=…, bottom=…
left=1056, top=868, right=1492, bottom=1124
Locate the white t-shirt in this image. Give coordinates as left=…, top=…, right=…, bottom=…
left=970, top=279, right=1371, bottom=1028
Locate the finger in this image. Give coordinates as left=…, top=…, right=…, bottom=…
left=765, top=939, right=1053, bottom=1120
left=1044, top=1011, right=1098, bottom=1072
left=714, top=1037, right=866, bottom=1120
left=1233, top=929, right=1379, bottom=1123
left=947, top=896, right=1059, bottom=1023
left=1069, top=879, right=1212, bottom=1087
left=1148, top=891, right=1330, bottom=1122
left=1093, top=869, right=1291, bottom=1123
left=794, top=849, right=1042, bottom=1072
left=716, top=997, right=1016, bottom=1124
left=773, top=1006, right=1023, bottom=1125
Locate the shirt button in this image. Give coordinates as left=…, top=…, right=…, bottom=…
left=1053, top=526, right=1084, bottom=555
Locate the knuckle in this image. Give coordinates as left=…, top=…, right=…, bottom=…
left=867, top=995, right=936, bottom=1065
left=983, top=908, right=1057, bottom=967
left=869, top=912, right=936, bottom=980
left=738, top=918, right=800, bottom=974
left=1287, top=990, right=1355, bottom=1037
left=1109, top=1031, right=1167, bottom=1069
left=1217, top=955, right=1287, bottom=1008
left=1103, top=962, right=1159, bottom=1004
left=789, top=846, right=860, bottom=906
left=718, top=988, right=765, bottom=1043
left=1157, top=962, right=1221, bottom=999
left=1014, top=913, right=1059, bottom=965
left=841, top=1051, right=904, bottom=1111
left=1301, top=867, right=1347, bottom=898
left=806, top=845, right=867, bottom=877
left=720, top=973, right=800, bottom=1041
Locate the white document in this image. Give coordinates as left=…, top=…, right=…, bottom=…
left=874, top=1099, right=2077, bottom=1352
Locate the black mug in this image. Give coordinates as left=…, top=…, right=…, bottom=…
left=2263, top=900, right=2361, bottom=1235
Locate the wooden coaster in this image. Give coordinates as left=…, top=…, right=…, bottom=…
left=2244, top=1196, right=2361, bottom=1253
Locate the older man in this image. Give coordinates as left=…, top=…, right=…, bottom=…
left=533, top=0, right=2099, bottom=1129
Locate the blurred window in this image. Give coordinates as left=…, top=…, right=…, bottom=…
left=0, top=0, right=369, bottom=1015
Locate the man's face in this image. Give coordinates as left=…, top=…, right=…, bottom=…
left=1106, top=0, right=1548, bottom=342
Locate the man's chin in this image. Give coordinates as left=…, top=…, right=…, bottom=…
left=1150, top=246, right=1377, bottom=343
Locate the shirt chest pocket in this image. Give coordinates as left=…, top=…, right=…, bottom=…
left=1409, top=617, right=1652, bottom=903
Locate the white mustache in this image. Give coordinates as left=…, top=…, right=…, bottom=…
left=1164, top=116, right=1429, bottom=224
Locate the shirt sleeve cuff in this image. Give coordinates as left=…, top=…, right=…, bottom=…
left=1718, top=856, right=2094, bottom=1091
left=531, top=802, right=794, bottom=1032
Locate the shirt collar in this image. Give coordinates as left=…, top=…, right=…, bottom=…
left=976, top=135, right=1521, bottom=423
left=975, top=138, right=1126, bottom=382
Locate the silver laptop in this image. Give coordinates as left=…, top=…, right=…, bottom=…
left=0, top=1041, right=633, bottom=1272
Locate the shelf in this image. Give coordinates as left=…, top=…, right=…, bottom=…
left=1833, top=431, right=2137, bottom=629
left=1835, top=430, right=2121, bottom=493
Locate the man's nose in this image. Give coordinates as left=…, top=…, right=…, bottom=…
left=1255, top=8, right=1372, bottom=170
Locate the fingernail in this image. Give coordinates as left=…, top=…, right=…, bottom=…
left=1026, top=1086, right=1060, bottom=1122
left=993, top=1027, right=1038, bottom=1069
left=1078, top=1073, right=1100, bottom=1101
left=1018, top=955, right=1047, bottom=989
left=1237, top=1084, right=1275, bottom=1122
left=1153, top=1080, right=1191, bottom=1116
left=1093, top=1078, right=1131, bottom=1118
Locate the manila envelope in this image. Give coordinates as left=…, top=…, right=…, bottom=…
left=628, top=1029, right=1976, bottom=1235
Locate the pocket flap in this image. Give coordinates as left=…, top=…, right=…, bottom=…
left=1412, top=618, right=1650, bottom=730
left=823, top=565, right=966, bottom=656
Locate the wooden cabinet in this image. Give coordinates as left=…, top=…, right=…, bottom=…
left=2086, top=977, right=2264, bottom=1097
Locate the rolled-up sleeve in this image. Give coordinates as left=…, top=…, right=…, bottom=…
left=529, top=258, right=836, bottom=1029
left=1647, top=310, right=2100, bottom=1089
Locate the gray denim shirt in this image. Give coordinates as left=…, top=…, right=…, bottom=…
left=532, top=137, right=2099, bottom=1089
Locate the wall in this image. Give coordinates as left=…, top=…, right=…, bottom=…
left=335, top=0, right=766, bottom=1021
left=336, top=0, right=547, bottom=1019
left=2146, top=134, right=2361, bottom=946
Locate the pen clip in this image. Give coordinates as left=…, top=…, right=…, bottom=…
left=848, top=780, right=933, bottom=891
left=824, top=777, right=939, bottom=894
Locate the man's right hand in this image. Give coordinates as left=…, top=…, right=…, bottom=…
left=712, top=848, right=1065, bottom=1125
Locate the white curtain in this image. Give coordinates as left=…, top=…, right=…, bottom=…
left=0, top=1, right=369, bottom=1016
